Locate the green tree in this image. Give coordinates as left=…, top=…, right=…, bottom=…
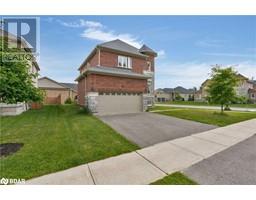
left=207, top=66, right=240, bottom=113
left=0, top=37, right=43, bottom=104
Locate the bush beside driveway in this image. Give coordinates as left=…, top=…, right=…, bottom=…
left=0, top=105, right=138, bottom=180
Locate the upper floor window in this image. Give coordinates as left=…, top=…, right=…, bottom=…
left=118, top=56, right=131, bottom=69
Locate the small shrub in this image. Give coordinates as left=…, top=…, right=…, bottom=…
left=247, top=99, right=255, bottom=104
left=64, top=97, right=72, bottom=104
left=232, top=96, right=248, bottom=104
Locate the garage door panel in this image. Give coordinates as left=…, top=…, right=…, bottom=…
left=96, top=94, right=142, bottom=115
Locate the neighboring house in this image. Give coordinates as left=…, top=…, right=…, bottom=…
left=248, top=80, right=256, bottom=103
left=0, top=29, right=40, bottom=116
left=194, top=89, right=203, bottom=102
left=194, top=79, right=210, bottom=102
left=235, top=74, right=254, bottom=97
left=38, top=77, right=77, bottom=104
left=174, top=86, right=195, bottom=101
left=155, top=87, right=195, bottom=102
left=154, top=89, right=173, bottom=102
left=196, top=74, right=255, bottom=103
left=0, top=28, right=40, bottom=87
left=75, top=39, right=157, bottom=115
left=248, top=88, right=256, bottom=103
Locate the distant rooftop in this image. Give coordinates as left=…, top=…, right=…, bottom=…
left=157, top=87, right=195, bottom=94
left=60, top=83, right=78, bottom=91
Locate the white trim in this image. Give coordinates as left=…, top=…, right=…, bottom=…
left=118, top=55, right=132, bottom=69
left=98, top=48, right=101, bottom=66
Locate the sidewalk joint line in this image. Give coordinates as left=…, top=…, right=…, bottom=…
left=167, top=141, right=205, bottom=159
left=87, top=164, right=96, bottom=185
left=135, top=151, right=168, bottom=175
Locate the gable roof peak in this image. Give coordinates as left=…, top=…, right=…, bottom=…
left=139, top=44, right=157, bottom=56
left=97, top=39, right=151, bottom=58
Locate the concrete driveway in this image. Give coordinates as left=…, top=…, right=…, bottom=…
left=98, top=112, right=217, bottom=147
left=184, top=135, right=256, bottom=184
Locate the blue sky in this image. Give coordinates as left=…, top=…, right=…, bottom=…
left=5, top=16, right=256, bottom=89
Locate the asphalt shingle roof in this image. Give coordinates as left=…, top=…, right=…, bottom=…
left=60, top=83, right=78, bottom=91
left=98, top=39, right=148, bottom=57
left=158, top=87, right=195, bottom=94
left=86, top=66, right=150, bottom=79
left=139, top=44, right=157, bottom=55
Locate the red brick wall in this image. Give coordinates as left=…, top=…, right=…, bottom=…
left=99, top=50, right=150, bottom=74
left=86, top=74, right=147, bottom=93
left=77, top=49, right=156, bottom=104
left=80, top=49, right=155, bottom=74
left=78, top=77, right=86, bottom=105
left=99, top=51, right=118, bottom=68
left=80, top=50, right=99, bottom=73
left=90, top=51, right=99, bottom=66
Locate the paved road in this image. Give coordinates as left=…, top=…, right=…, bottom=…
left=99, top=112, right=217, bottom=147
left=184, top=135, right=256, bottom=184
left=155, top=104, right=256, bottom=112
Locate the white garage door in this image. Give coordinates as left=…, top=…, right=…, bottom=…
left=96, top=93, right=143, bottom=115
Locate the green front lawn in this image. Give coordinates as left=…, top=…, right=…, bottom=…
left=158, top=101, right=256, bottom=108
left=151, top=106, right=256, bottom=126
left=0, top=105, right=138, bottom=180
left=151, top=172, right=197, bottom=185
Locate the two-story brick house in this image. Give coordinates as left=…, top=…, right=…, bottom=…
left=75, top=39, right=157, bottom=115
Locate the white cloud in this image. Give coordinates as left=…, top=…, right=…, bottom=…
left=82, top=20, right=103, bottom=28
left=55, top=18, right=142, bottom=48
left=56, top=19, right=103, bottom=29
left=155, top=60, right=256, bottom=89
left=81, top=27, right=142, bottom=48
left=157, top=50, right=166, bottom=59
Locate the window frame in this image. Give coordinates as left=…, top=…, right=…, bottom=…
left=118, top=55, right=132, bottom=69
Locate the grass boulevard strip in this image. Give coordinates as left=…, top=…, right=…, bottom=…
left=149, top=106, right=256, bottom=127
left=159, top=101, right=256, bottom=109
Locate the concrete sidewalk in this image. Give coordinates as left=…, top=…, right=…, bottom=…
left=26, top=119, right=256, bottom=185
left=155, top=103, right=256, bottom=112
